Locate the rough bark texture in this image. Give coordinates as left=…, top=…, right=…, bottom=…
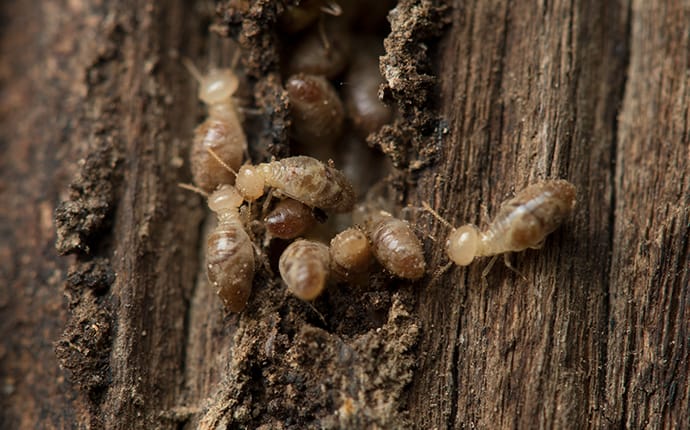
left=0, top=0, right=688, bottom=429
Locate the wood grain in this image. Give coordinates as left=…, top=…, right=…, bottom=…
left=0, top=0, right=687, bottom=428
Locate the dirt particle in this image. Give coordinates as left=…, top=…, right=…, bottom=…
left=55, top=144, right=121, bottom=255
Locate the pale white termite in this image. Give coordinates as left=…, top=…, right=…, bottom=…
left=201, top=185, right=255, bottom=312
left=234, top=156, right=356, bottom=213
left=279, top=239, right=330, bottom=301
left=184, top=58, right=247, bottom=193
left=424, top=179, right=576, bottom=270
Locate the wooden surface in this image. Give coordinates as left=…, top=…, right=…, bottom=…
left=0, top=0, right=687, bottom=428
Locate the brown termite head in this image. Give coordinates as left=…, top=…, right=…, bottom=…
left=442, top=179, right=577, bottom=266
left=330, top=226, right=372, bottom=279
left=264, top=198, right=318, bottom=239
left=279, top=0, right=342, bottom=34
left=279, top=239, right=330, bottom=301
left=364, top=211, right=426, bottom=280
left=343, top=40, right=392, bottom=138
left=206, top=185, right=255, bottom=312
left=235, top=156, right=356, bottom=213
left=285, top=73, right=345, bottom=147
left=284, top=22, right=351, bottom=79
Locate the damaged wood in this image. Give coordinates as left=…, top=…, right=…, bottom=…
left=0, top=0, right=687, bottom=429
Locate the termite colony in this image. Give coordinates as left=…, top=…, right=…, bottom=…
left=184, top=1, right=577, bottom=314
left=182, top=0, right=425, bottom=314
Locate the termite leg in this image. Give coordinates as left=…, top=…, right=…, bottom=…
left=480, top=255, right=499, bottom=289
left=427, top=261, right=453, bottom=288
left=178, top=183, right=210, bottom=198
left=306, top=301, right=327, bottom=327
left=320, top=1, right=342, bottom=16
left=503, top=253, right=527, bottom=281
left=236, top=106, right=263, bottom=116
left=181, top=57, right=204, bottom=84
left=421, top=201, right=455, bottom=230
left=317, top=17, right=331, bottom=52
left=261, top=190, right=276, bottom=216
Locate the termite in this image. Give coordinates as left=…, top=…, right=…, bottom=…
left=329, top=226, right=372, bottom=280
left=181, top=183, right=254, bottom=312
left=284, top=23, right=351, bottom=79
left=343, top=40, right=392, bottom=138
left=279, top=0, right=342, bottom=34
left=279, top=239, right=330, bottom=301
left=234, top=155, right=356, bottom=213
left=285, top=73, right=345, bottom=149
left=184, top=57, right=247, bottom=193
left=264, top=198, right=319, bottom=239
left=362, top=210, right=426, bottom=280
left=424, top=179, right=576, bottom=272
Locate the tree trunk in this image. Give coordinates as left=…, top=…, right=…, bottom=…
left=0, top=0, right=687, bottom=429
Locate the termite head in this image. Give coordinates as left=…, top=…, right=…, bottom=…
left=447, top=225, right=480, bottom=266
left=208, top=185, right=243, bottom=214
left=235, top=165, right=265, bottom=201
left=198, top=69, right=239, bottom=105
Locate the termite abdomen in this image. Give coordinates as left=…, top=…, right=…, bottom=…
left=330, top=226, right=372, bottom=280
left=482, top=179, right=577, bottom=255
left=279, top=239, right=330, bottom=301
left=190, top=118, right=244, bottom=192
left=364, top=211, right=426, bottom=280
left=264, top=198, right=318, bottom=239
left=286, top=73, right=344, bottom=147
left=343, top=41, right=392, bottom=138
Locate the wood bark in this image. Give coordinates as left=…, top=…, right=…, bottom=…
left=0, top=0, right=687, bottom=429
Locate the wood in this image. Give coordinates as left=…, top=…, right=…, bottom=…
left=0, top=0, right=687, bottom=428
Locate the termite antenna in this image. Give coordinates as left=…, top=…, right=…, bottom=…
left=306, top=301, right=328, bottom=327
left=178, top=182, right=209, bottom=198
left=479, top=255, right=501, bottom=290
left=182, top=57, right=204, bottom=84
left=502, top=254, right=527, bottom=281
left=229, top=47, right=241, bottom=70
left=317, top=17, right=331, bottom=52
left=320, top=1, right=342, bottom=16
left=207, top=147, right=238, bottom=177
left=427, top=261, right=453, bottom=288
left=421, top=201, right=454, bottom=230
